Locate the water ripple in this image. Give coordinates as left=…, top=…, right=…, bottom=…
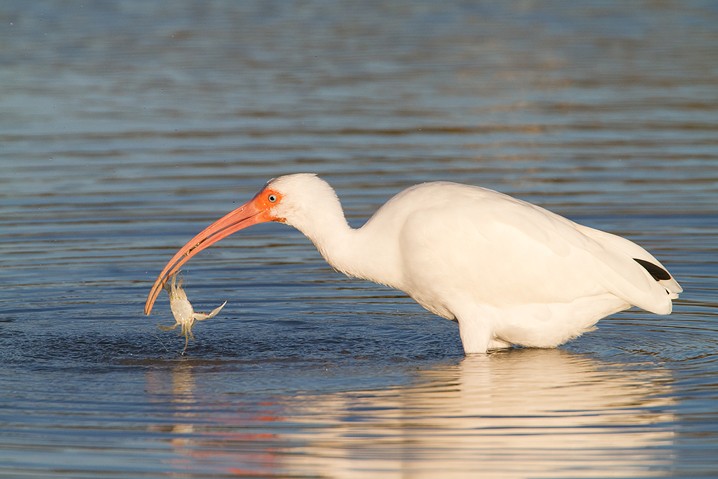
left=1, top=1, right=717, bottom=477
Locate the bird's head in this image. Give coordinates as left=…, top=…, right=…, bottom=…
left=144, top=173, right=339, bottom=315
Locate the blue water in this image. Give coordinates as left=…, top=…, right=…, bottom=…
left=1, top=1, right=717, bottom=477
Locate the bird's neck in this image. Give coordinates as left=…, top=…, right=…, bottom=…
left=289, top=204, right=401, bottom=289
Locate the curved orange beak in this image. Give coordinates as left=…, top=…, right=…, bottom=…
left=144, top=187, right=282, bottom=315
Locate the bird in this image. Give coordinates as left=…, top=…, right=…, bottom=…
left=144, top=173, right=682, bottom=354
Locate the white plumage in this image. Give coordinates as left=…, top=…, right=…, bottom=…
left=146, top=173, right=682, bottom=354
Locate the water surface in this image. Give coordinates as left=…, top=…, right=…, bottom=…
left=1, top=1, right=717, bottom=477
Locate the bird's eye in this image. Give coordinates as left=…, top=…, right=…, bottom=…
left=268, top=194, right=277, bottom=203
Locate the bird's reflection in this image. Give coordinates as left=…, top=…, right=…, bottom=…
left=285, top=349, right=674, bottom=478
left=146, top=349, right=675, bottom=478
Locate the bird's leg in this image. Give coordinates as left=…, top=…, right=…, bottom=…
left=457, top=322, right=491, bottom=354
left=454, top=305, right=495, bottom=354
left=488, top=338, right=512, bottom=350
left=158, top=323, right=179, bottom=332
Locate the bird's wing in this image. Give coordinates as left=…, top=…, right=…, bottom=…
left=494, top=204, right=676, bottom=314
left=575, top=223, right=682, bottom=297
left=397, top=186, right=674, bottom=315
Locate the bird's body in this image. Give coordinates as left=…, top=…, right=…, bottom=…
left=145, top=173, right=682, bottom=354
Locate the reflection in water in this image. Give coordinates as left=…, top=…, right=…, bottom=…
left=146, top=363, right=198, bottom=450
left=147, top=350, right=674, bottom=478
left=2, top=1, right=711, bottom=476
left=146, top=362, right=287, bottom=477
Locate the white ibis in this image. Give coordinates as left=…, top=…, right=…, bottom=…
left=145, top=173, right=682, bottom=354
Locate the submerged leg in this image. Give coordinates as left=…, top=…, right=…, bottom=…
left=452, top=302, right=499, bottom=354
left=488, top=338, right=512, bottom=350
left=457, top=318, right=491, bottom=354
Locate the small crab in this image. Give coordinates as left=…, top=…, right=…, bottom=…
left=159, top=273, right=227, bottom=355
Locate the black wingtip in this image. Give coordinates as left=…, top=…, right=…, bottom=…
left=634, top=258, right=671, bottom=281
